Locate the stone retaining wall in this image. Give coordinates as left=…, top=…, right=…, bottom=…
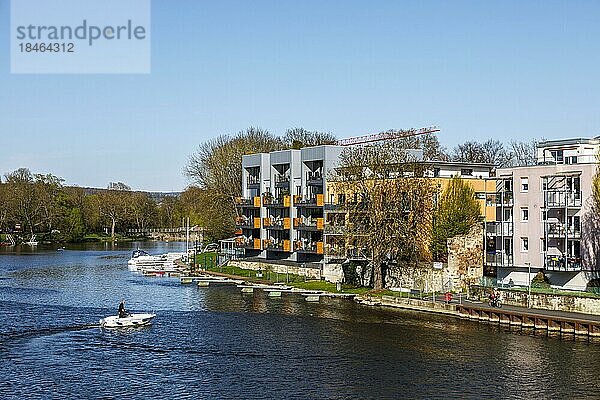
left=469, top=285, right=600, bottom=315
left=228, top=260, right=322, bottom=279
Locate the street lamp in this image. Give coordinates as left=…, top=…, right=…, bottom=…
left=525, top=262, right=531, bottom=308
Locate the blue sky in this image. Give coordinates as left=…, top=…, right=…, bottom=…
left=1, top=0, right=599, bottom=191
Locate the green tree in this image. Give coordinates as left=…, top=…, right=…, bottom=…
left=96, top=183, right=132, bottom=239
left=431, top=177, right=482, bottom=262
left=4, top=168, right=43, bottom=236
left=129, top=192, right=158, bottom=232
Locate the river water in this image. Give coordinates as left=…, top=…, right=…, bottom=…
left=1, top=242, right=599, bottom=399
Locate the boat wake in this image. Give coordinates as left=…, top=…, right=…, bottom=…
left=0, top=323, right=100, bottom=344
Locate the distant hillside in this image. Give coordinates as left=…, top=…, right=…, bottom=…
left=80, top=187, right=181, bottom=203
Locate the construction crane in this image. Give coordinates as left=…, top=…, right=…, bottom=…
left=336, top=125, right=440, bottom=146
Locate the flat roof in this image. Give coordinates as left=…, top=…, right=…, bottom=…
left=538, top=137, right=600, bottom=148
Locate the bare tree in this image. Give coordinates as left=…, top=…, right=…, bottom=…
left=508, top=139, right=540, bottom=167
left=186, top=127, right=283, bottom=198
left=284, top=128, right=337, bottom=149
left=451, top=139, right=512, bottom=167
left=185, top=127, right=284, bottom=240
left=334, top=144, right=436, bottom=289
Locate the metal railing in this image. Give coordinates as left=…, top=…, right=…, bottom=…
left=485, top=252, right=514, bottom=266
left=545, top=255, right=582, bottom=271
left=545, top=191, right=582, bottom=208
left=485, top=222, right=513, bottom=236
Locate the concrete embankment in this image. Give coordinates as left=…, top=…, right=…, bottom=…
left=361, top=294, right=600, bottom=338
left=359, top=295, right=459, bottom=317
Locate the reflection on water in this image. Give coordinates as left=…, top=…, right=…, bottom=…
left=1, top=242, right=600, bottom=399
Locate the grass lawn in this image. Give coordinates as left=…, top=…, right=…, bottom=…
left=199, top=263, right=369, bottom=294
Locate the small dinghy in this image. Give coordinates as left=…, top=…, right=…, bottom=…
left=100, top=313, right=156, bottom=328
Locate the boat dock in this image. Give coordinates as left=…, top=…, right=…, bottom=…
left=181, top=272, right=357, bottom=301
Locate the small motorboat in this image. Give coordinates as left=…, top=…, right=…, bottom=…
left=99, top=313, right=156, bottom=329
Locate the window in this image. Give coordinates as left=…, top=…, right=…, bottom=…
left=550, top=150, right=564, bottom=163
left=541, top=210, right=547, bottom=221
left=461, top=168, right=473, bottom=176
left=521, top=208, right=529, bottom=222
left=541, top=239, right=547, bottom=252
left=521, top=237, right=529, bottom=252
left=541, top=178, right=548, bottom=191
left=520, top=177, right=529, bottom=192
left=566, top=156, right=578, bottom=165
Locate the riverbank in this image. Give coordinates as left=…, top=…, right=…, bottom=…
left=186, top=266, right=600, bottom=339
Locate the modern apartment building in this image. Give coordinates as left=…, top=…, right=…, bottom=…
left=485, top=137, right=600, bottom=291
left=235, top=145, right=344, bottom=262
left=235, top=145, right=496, bottom=268
left=323, top=161, right=496, bottom=264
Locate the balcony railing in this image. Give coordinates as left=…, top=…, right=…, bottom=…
left=496, top=192, right=513, bottom=207
left=235, top=197, right=261, bottom=208
left=295, top=217, right=324, bottom=230
left=264, top=217, right=291, bottom=230
left=274, top=174, right=290, bottom=187
left=485, top=252, right=514, bottom=266
left=545, top=191, right=582, bottom=208
left=264, top=239, right=291, bottom=252
left=324, top=225, right=346, bottom=235
left=485, top=222, right=513, bottom=236
left=247, top=177, right=260, bottom=187
left=235, top=216, right=261, bottom=229
left=294, top=241, right=324, bottom=254
left=545, top=255, right=582, bottom=271
left=294, top=194, right=324, bottom=207
left=263, top=195, right=291, bottom=207
left=307, top=171, right=323, bottom=183
left=546, top=222, right=581, bottom=238
left=235, top=237, right=261, bottom=250
left=324, top=246, right=346, bottom=258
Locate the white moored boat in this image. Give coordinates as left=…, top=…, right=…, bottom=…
left=127, top=250, right=185, bottom=274
left=100, top=313, right=156, bottom=328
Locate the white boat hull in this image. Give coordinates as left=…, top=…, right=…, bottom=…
left=99, top=313, right=156, bottom=328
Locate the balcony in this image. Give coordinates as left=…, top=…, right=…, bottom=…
left=347, top=247, right=371, bottom=260
left=545, top=255, right=582, bottom=271
left=263, top=195, right=291, bottom=208
left=307, top=171, right=323, bottom=186
left=485, top=252, right=514, bottom=267
left=324, top=203, right=345, bottom=213
left=486, top=222, right=513, bottom=236
left=295, top=194, right=324, bottom=207
left=324, top=224, right=346, bottom=235
left=495, top=191, right=513, bottom=207
left=294, top=240, right=324, bottom=254
left=235, top=216, right=261, bottom=229
left=247, top=177, right=260, bottom=189
left=545, top=191, right=582, bottom=208
left=235, top=197, right=261, bottom=208
left=264, top=239, right=291, bottom=252
left=324, top=246, right=346, bottom=258
left=295, top=217, right=324, bottom=231
left=274, top=174, right=291, bottom=188
left=263, top=217, right=291, bottom=230
left=546, top=222, right=581, bottom=239
left=235, top=237, right=261, bottom=250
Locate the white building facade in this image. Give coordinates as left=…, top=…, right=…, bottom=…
left=487, top=137, right=600, bottom=291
